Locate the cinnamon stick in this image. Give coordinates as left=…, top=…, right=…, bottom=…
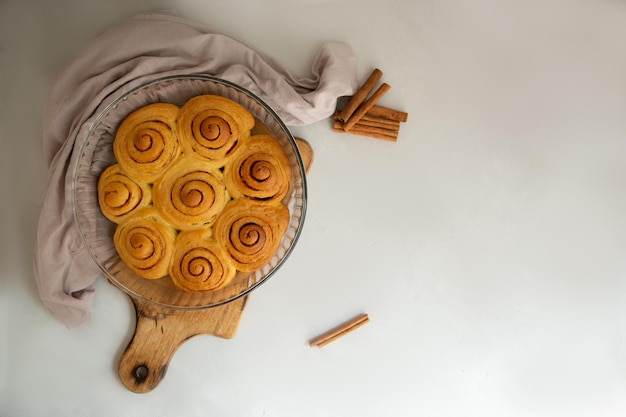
left=333, top=119, right=399, bottom=135
left=309, top=313, right=370, bottom=348
left=333, top=124, right=398, bottom=142
left=367, top=105, right=408, bottom=123
left=337, top=68, right=383, bottom=122
left=352, top=115, right=401, bottom=131
left=334, top=111, right=400, bottom=131
left=343, top=83, right=391, bottom=131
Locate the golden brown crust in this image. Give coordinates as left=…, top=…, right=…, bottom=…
left=153, top=157, right=230, bottom=231
left=113, top=103, right=181, bottom=183
left=113, top=208, right=177, bottom=279
left=97, top=164, right=151, bottom=223
left=223, top=134, right=292, bottom=204
left=213, top=199, right=290, bottom=272
left=168, top=229, right=236, bottom=292
left=176, top=95, right=255, bottom=166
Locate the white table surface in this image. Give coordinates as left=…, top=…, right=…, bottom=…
left=3, top=0, right=626, bottom=415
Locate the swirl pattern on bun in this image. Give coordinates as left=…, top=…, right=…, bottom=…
left=223, top=134, right=291, bottom=204
left=169, top=229, right=236, bottom=292
left=113, top=103, right=181, bottom=183
left=113, top=208, right=177, bottom=279
left=176, top=95, right=255, bottom=166
left=213, top=199, right=290, bottom=272
left=153, top=157, right=230, bottom=231
left=97, top=164, right=151, bottom=224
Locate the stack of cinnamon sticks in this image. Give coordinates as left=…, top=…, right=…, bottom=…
left=334, top=68, right=408, bottom=142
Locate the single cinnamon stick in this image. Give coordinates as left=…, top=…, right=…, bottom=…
left=334, top=111, right=401, bottom=131
left=333, top=125, right=398, bottom=142
left=344, top=83, right=391, bottom=131
left=309, top=313, right=370, bottom=348
left=353, top=115, right=401, bottom=131
left=333, top=119, right=399, bottom=135
left=337, top=68, right=383, bottom=122
left=367, top=105, right=408, bottom=123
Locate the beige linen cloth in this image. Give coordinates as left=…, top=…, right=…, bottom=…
left=34, top=11, right=358, bottom=328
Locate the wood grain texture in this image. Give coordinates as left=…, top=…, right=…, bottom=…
left=118, top=296, right=247, bottom=393
left=117, top=137, right=313, bottom=393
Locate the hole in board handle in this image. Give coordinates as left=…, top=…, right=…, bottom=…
left=133, top=365, right=149, bottom=383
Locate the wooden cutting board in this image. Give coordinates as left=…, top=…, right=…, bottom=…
left=117, top=138, right=313, bottom=393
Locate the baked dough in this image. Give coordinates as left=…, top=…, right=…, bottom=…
left=153, top=157, right=230, bottom=230
left=169, top=229, right=236, bottom=292
left=97, top=164, right=151, bottom=223
left=176, top=95, right=255, bottom=166
left=113, top=103, right=181, bottom=183
left=223, top=134, right=291, bottom=204
left=113, top=207, right=177, bottom=279
left=213, top=199, right=290, bottom=272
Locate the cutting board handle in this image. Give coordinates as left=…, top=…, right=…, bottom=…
left=118, top=296, right=247, bottom=393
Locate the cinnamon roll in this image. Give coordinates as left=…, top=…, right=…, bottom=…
left=223, top=134, right=292, bottom=204
left=176, top=95, right=255, bottom=166
left=97, top=164, right=151, bottom=224
left=113, top=208, right=177, bottom=279
left=169, top=229, right=236, bottom=292
left=153, top=157, right=230, bottom=231
left=113, top=103, right=181, bottom=183
left=213, top=199, right=290, bottom=272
